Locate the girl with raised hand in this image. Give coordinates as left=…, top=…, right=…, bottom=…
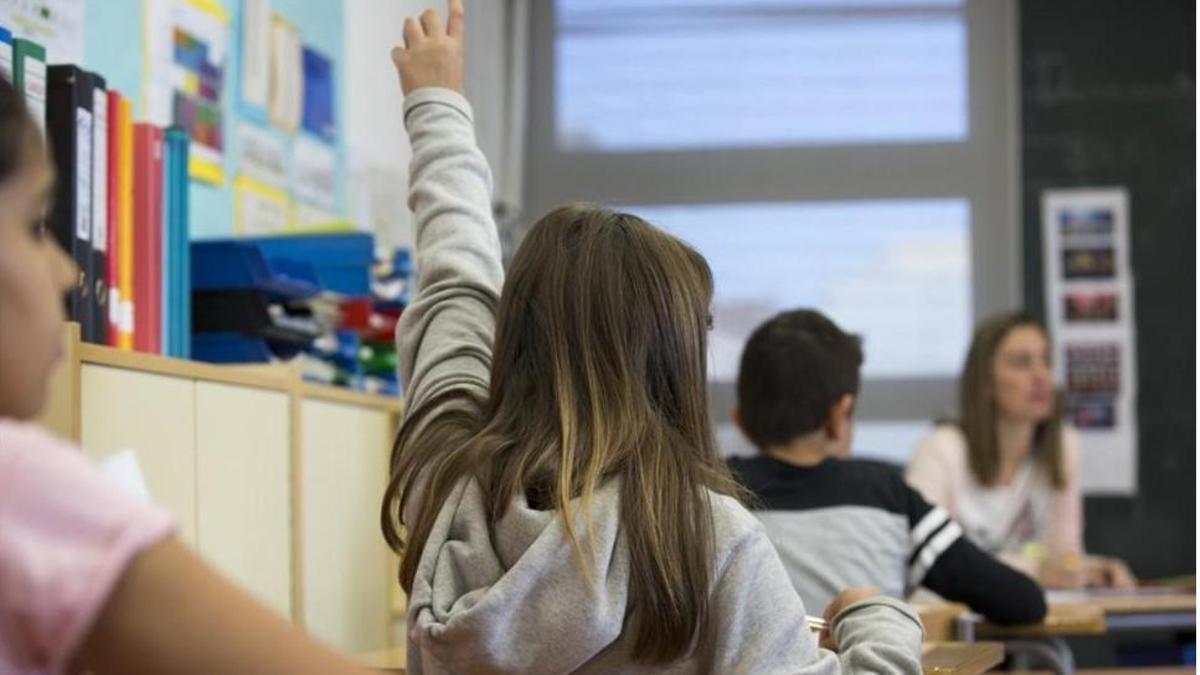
left=383, top=2, right=924, bottom=672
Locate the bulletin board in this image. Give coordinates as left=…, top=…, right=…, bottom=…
left=83, top=0, right=345, bottom=239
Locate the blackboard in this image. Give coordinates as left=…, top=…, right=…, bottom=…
left=1020, top=0, right=1195, bottom=578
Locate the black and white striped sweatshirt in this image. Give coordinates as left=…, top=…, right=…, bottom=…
left=728, top=455, right=1047, bottom=626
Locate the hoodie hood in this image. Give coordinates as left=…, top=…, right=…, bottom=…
left=407, top=477, right=635, bottom=674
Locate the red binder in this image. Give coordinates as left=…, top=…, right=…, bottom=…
left=132, top=123, right=163, bottom=354
left=105, top=91, right=122, bottom=346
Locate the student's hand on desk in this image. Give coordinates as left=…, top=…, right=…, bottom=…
left=392, top=0, right=465, bottom=95
left=1039, top=553, right=1136, bottom=590
left=1085, top=556, right=1136, bottom=590
left=819, top=587, right=880, bottom=652
left=1039, top=555, right=1088, bottom=589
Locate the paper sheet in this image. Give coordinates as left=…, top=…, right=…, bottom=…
left=144, top=0, right=230, bottom=184
left=0, top=0, right=85, bottom=64
left=100, top=449, right=152, bottom=505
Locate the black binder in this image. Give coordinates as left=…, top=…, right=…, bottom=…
left=46, top=65, right=96, bottom=341
left=89, top=73, right=108, bottom=346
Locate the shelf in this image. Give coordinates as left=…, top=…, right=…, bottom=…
left=71, top=324, right=403, bottom=413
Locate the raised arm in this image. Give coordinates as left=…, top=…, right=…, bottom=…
left=392, top=0, right=502, bottom=435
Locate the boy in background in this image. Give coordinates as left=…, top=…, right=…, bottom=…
left=728, top=309, right=1046, bottom=625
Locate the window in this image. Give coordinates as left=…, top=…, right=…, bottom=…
left=629, top=199, right=971, bottom=380
left=556, top=0, right=967, bottom=151
left=525, top=0, right=1018, bottom=462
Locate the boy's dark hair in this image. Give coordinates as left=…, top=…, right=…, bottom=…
left=736, top=309, right=864, bottom=449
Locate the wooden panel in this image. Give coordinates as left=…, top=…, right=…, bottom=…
left=1044, top=589, right=1196, bottom=615
left=79, top=342, right=289, bottom=391
left=301, top=399, right=394, bottom=653
left=916, top=603, right=971, bottom=643
left=358, top=647, right=406, bottom=673
left=921, top=642, right=1005, bottom=675
left=195, top=382, right=292, bottom=618
left=976, top=603, right=1107, bottom=638
left=80, top=365, right=197, bottom=543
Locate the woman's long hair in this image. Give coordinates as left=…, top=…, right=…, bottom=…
left=959, top=312, right=1066, bottom=488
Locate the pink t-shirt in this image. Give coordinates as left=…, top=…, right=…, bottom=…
left=0, top=420, right=174, bottom=675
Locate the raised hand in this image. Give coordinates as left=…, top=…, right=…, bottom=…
left=391, top=0, right=465, bottom=95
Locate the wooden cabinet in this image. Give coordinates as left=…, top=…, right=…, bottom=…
left=195, top=382, right=292, bottom=618
left=42, top=327, right=403, bottom=643
left=300, top=398, right=394, bottom=654
left=80, top=365, right=198, bottom=544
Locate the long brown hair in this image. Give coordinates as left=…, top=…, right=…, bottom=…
left=381, top=204, right=743, bottom=664
left=959, top=312, right=1066, bottom=488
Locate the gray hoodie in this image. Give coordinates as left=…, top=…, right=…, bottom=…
left=395, top=87, right=925, bottom=675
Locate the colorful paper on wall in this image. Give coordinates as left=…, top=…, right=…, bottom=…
left=236, top=120, right=286, bottom=188
left=0, top=0, right=85, bottom=64
left=1041, top=187, right=1139, bottom=495
left=301, top=45, right=334, bottom=142
left=292, top=202, right=339, bottom=231
left=268, top=14, right=301, bottom=133
left=144, top=0, right=229, bottom=184
left=292, top=135, right=335, bottom=210
left=239, top=0, right=269, bottom=114
left=234, top=174, right=290, bottom=234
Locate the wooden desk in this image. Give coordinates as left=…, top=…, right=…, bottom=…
left=921, top=589, right=1195, bottom=640
left=975, top=603, right=1108, bottom=639
left=919, top=588, right=1196, bottom=675
left=1045, top=589, right=1196, bottom=617
left=1036, top=586, right=1195, bottom=634
left=922, top=642, right=1005, bottom=675
left=361, top=643, right=1005, bottom=674
left=359, top=647, right=405, bottom=673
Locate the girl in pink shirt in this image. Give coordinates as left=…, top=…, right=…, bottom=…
left=0, top=13, right=479, bottom=671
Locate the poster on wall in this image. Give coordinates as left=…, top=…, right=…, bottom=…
left=234, top=174, right=289, bottom=234
left=144, top=0, right=229, bottom=185
left=1041, top=187, right=1138, bottom=494
left=239, top=0, right=270, bottom=114
left=0, top=0, right=85, bottom=64
left=292, top=135, right=336, bottom=211
left=268, top=14, right=301, bottom=133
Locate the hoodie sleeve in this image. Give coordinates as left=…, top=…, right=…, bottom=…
left=394, top=88, right=503, bottom=456
left=707, top=524, right=924, bottom=675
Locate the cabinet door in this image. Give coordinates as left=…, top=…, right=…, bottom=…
left=80, top=365, right=197, bottom=543
left=195, top=382, right=292, bottom=618
left=300, top=399, right=394, bottom=653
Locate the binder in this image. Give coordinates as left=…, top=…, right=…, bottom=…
left=12, top=38, right=45, bottom=133
left=0, top=27, right=13, bottom=84
left=133, top=124, right=164, bottom=354
left=90, top=74, right=109, bottom=346
left=117, top=96, right=135, bottom=350
left=161, top=132, right=172, bottom=354
left=105, top=91, right=122, bottom=345
left=164, top=127, right=190, bottom=358
left=46, top=65, right=95, bottom=340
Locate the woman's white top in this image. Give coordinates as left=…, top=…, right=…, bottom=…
left=906, top=425, right=1083, bottom=573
